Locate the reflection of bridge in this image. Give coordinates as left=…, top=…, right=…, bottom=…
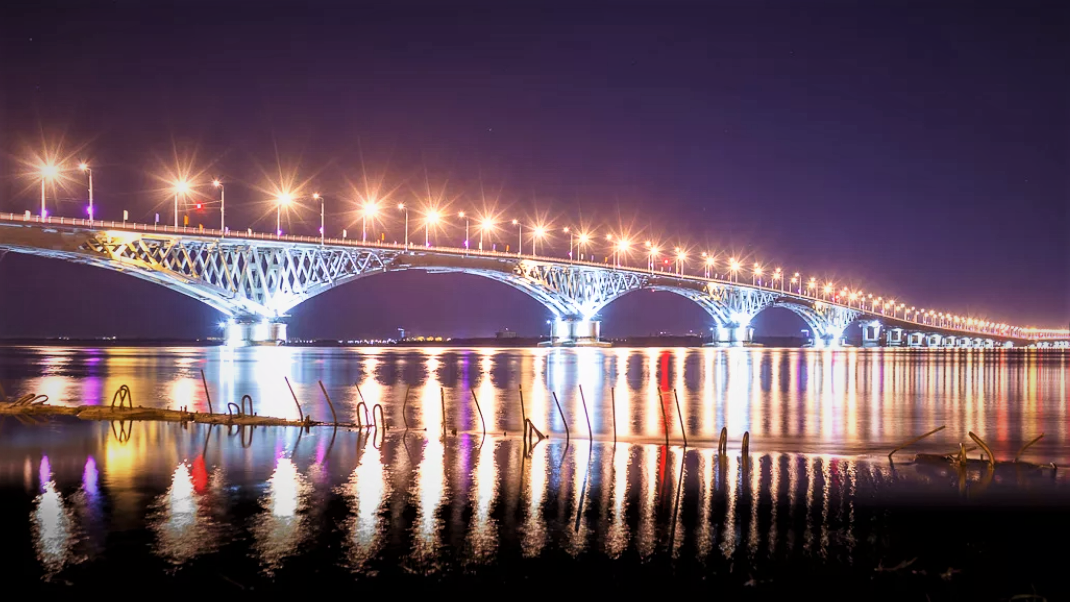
left=1, top=214, right=1066, bottom=348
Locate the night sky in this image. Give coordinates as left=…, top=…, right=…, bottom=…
left=1, top=1, right=1066, bottom=340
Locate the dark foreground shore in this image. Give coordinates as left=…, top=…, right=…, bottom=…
left=2, top=418, right=1066, bottom=600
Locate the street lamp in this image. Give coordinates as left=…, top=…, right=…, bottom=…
left=752, top=263, right=763, bottom=286
left=212, top=179, right=225, bottom=234
left=675, top=248, right=686, bottom=275
left=563, top=226, right=573, bottom=260
left=313, top=193, right=324, bottom=245
left=705, top=255, right=715, bottom=279
left=790, top=274, right=799, bottom=294
left=647, top=242, right=658, bottom=274
left=773, top=268, right=783, bottom=291
left=275, top=192, right=293, bottom=237
left=532, top=225, right=546, bottom=256
left=459, top=211, right=469, bottom=252
left=40, top=164, right=59, bottom=219
left=479, top=218, right=494, bottom=251
left=78, top=162, right=94, bottom=222
left=807, top=277, right=817, bottom=297
left=397, top=203, right=408, bottom=249
left=361, top=201, right=379, bottom=243
left=615, top=239, right=629, bottom=268
left=578, top=233, right=590, bottom=261
left=512, top=219, right=522, bottom=255
left=174, top=179, right=191, bottom=228
left=729, top=258, right=741, bottom=282
left=425, top=209, right=440, bottom=247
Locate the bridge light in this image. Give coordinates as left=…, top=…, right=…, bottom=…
left=578, top=233, right=589, bottom=244
left=40, top=164, right=60, bottom=179
left=174, top=179, right=191, bottom=194
left=616, top=239, right=629, bottom=251
left=563, top=226, right=569, bottom=233
left=78, top=162, right=89, bottom=172
left=533, top=226, right=546, bottom=237
left=512, top=219, right=519, bottom=225
left=363, top=202, right=379, bottom=217
left=605, top=233, right=612, bottom=241
left=426, top=210, right=441, bottom=223
left=276, top=192, right=292, bottom=205
left=706, top=257, right=714, bottom=266
left=481, top=218, right=495, bottom=230
left=397, top=202, right=405, bottom=210
left=212, top=179, right=221, bottom=187
left=312, top=193, right=321, bottom=200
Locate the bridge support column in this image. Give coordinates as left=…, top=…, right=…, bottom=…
left=943, top=336, right=956, bottom=348
left=862, top=322, right=882, bottom=348
left=541, top=317, right=607, bottom=347
left=224, top=318, right=288, bottom=347
left=957, top=337, right=972, bottom=348
left=885, top=328, right=904, bottom=347
left=906, top=332, right=925, bottom=347
left=706, top=323, right=755, bottom=347
left=926, top=333, right=943, bottom=347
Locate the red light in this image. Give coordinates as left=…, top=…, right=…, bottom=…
left=196, top=203, right=203, bottom=210
left=663, top=259, right=669, bottom=264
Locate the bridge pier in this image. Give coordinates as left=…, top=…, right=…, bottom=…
left=541, top=317, right=608, bottom=347
left=885, top=328, right=904, bottom=347
left=224, top=318, right=288, bottom=347
left=906, top=332, right=925, bottom=347
left=862, top=322, right=882, bottom=348
left=706, top=323, right=755, bottom=347
left=926, top=333, right=943, bottom=347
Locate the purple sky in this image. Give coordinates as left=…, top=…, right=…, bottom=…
left=0, top=1, right=1066, bottom=339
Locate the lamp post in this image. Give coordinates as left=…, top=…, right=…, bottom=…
left=425, top=210, right=440, bottom=247
left=479, top=218, right=493, bottom=251
left=212, top=179, right=224, bottom=234
left=174, top=179, right=190, bottom=228
left=313, top=193, right=324, bottom=245
left=40, top=164, right=59, bottom=220
left=459, top=211, right=469, bottom=252
left=578, top=233, right=590, bottom=261
left=753, top=263, right=763, bottom=286
left=276, top=192, right=292, bottom=237
left=398, top=203, right=408, bottom=249
left=729, top=258, right=741, bottom=283
left=512, top=219, right=522, bottom=255
left=773, top=268, right=783, bottom=291
left=532, top=225, right=546, bottom=256
left=675, top=248, right=686, bottom=275
left=647, top=243, right=658, bottom=274
left=615, top=239, right=628, bottom=268
left=563, top=227, right=573, bottom=260
left=78, top=162, right=94, bottom=222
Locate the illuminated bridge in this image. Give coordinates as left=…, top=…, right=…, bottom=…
left=1, top=213, right=1066, bottom=348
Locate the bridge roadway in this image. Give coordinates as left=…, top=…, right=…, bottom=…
left=0, top=213, right=1065, bottom=348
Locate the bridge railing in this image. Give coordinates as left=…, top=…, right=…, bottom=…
left=2, top=211, right=1065, bottom=341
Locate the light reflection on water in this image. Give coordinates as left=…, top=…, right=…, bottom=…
left=1, top=347, right=1066, bottom=462
left=3, top=419, right=1068, bottom=587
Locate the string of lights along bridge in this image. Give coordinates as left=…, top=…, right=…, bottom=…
left=3, top=158, right=1067, bottom=348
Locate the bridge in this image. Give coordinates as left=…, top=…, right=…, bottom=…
left=1, top=212, right=1066, bottom=348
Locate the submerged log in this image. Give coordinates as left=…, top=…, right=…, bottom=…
left=1, top=401, right=344, bottom=428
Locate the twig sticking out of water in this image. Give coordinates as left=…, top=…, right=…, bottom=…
left=968, top=431, right=995, bottom=466
left=283, top=377, right=304, bottom=423
left=657, top=391, right=670, bottom=446
left=672, top=388, right=687, bottom=448
left=318, top=381, right=338, bottom=425
left=718, top=427, right=728, bottom=455
left=888, top=425, right=946, bottom=460
left=1015, top=433, right=1045, bottom=463
left=471, top=390, right=486, bottom=443
left=578, top=385, right=593, bottom=441
left=551, top=391, right=569, bottom=445
left=200, top=369, right=213, bottom=414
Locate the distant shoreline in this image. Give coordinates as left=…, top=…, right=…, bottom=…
left=0, top=335, right=811, bottom=348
